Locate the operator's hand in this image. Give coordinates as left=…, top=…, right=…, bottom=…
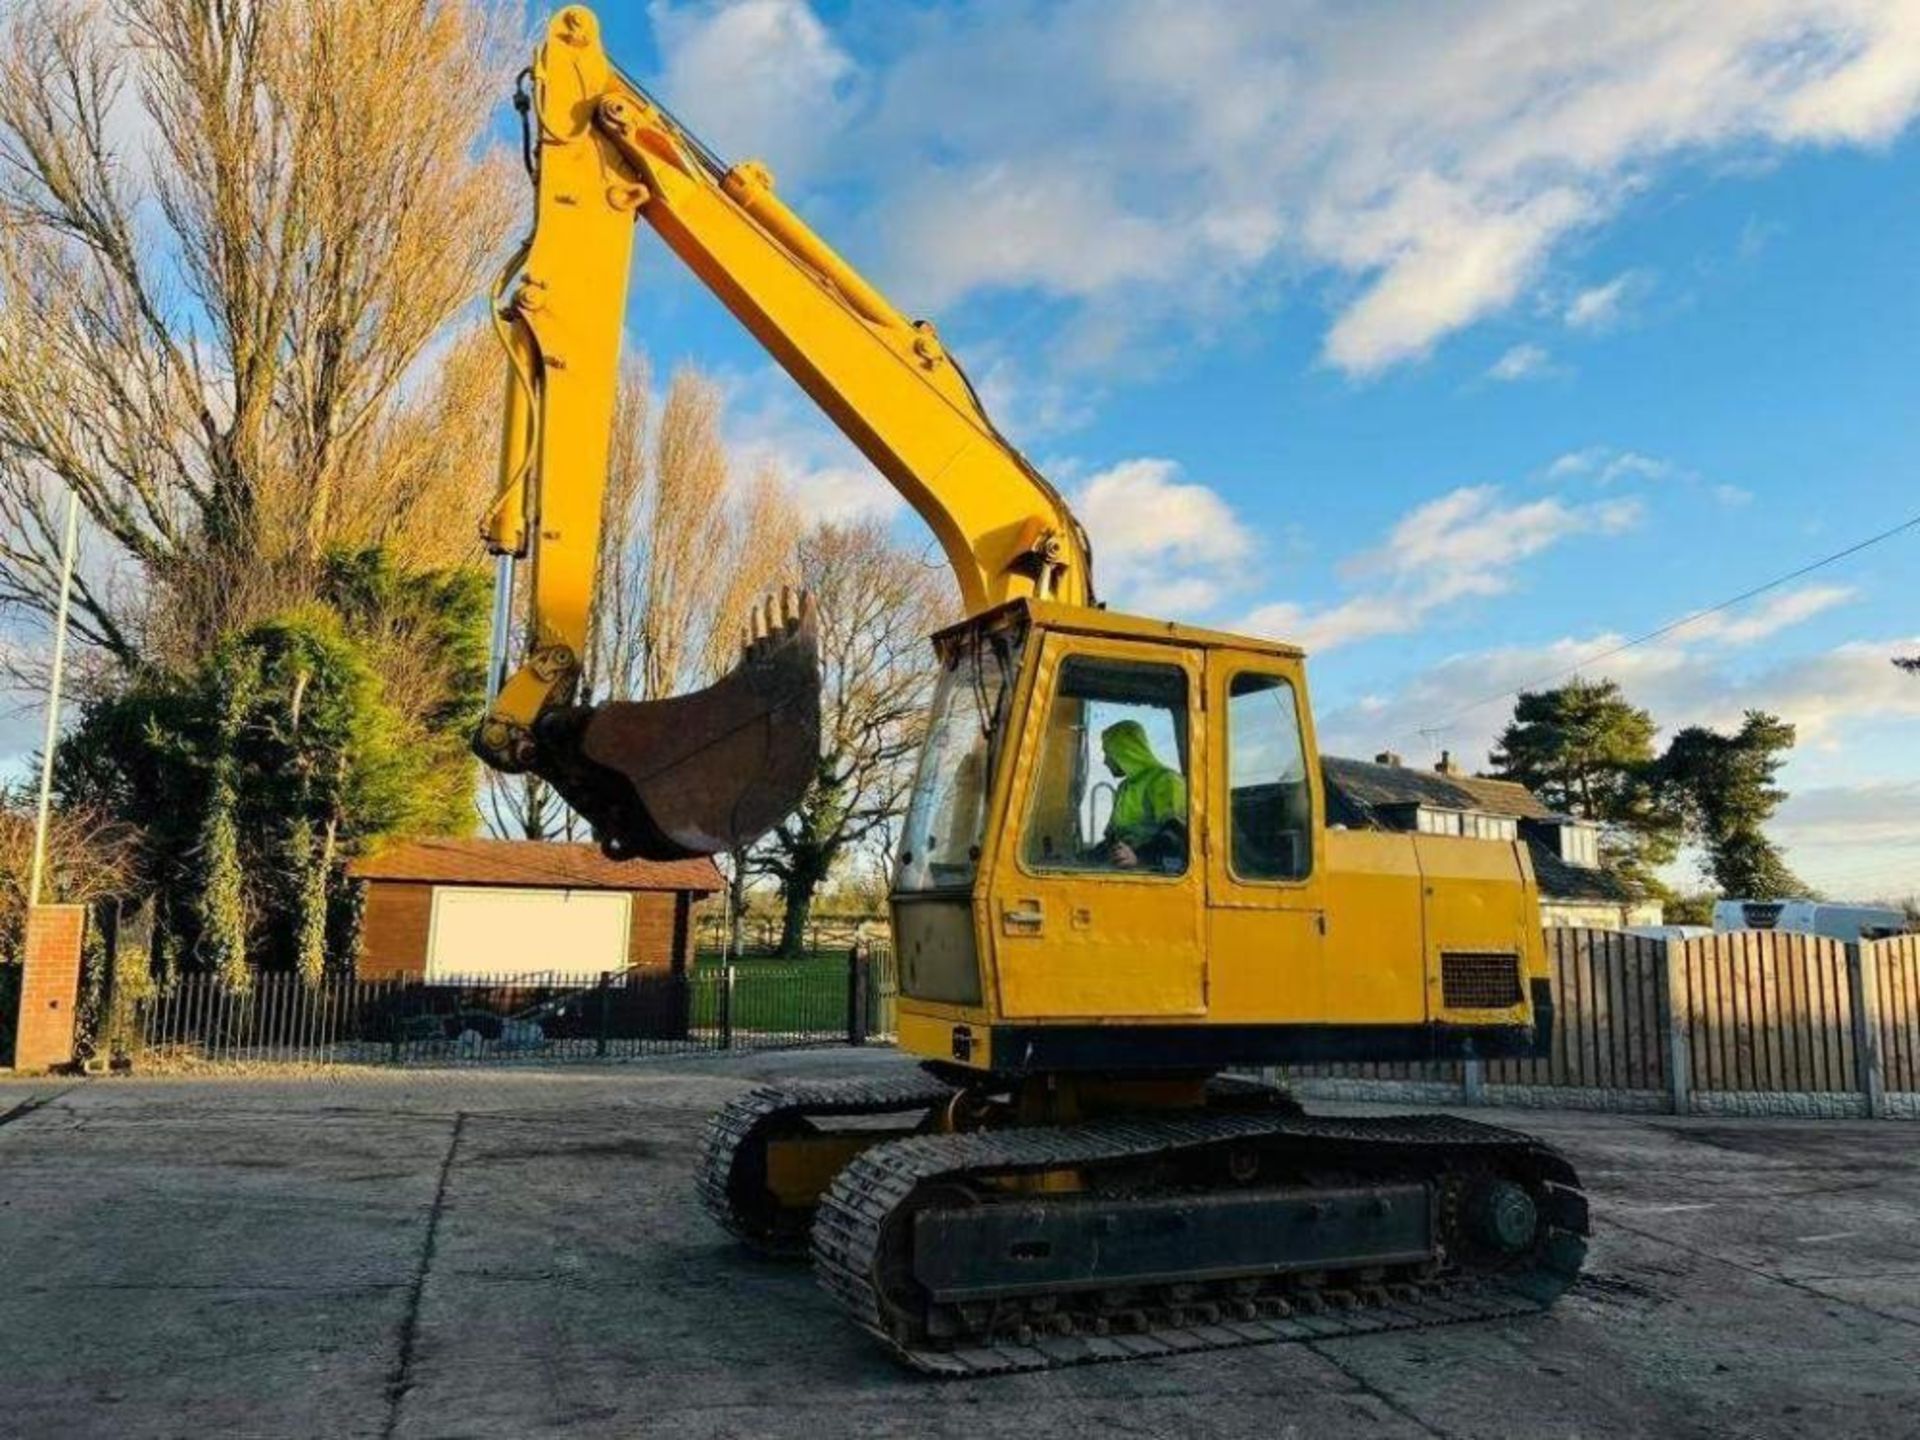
left=1110, top=841, right=1138, bottom=869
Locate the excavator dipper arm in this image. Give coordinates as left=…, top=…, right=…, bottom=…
left=475, top=4, right=1090, bottom=859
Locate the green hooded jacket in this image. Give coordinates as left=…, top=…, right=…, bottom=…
left=1100, top=720, right=1187, bottom=851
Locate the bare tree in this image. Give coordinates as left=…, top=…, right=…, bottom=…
left=581, top=357, right=655, bottom=708
left=760, top=520, right=950, bottom=956
left=0, top=780, right=138, bottom=956
left=583, top=366, right=800, bottom=705
left=481, top=769, right=578, bottom=845
left=339, top=325, right=512, bottom=575
left=0, top=0, right=516, bottom=676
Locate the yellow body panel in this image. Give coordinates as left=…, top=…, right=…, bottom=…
left=1322, top=829, right=1429, bottom=1024
left=1202, top=650, right=1326, bottom=1024
left=765, top=1134, right=885, bottom=1207
left=896, top=1006, right=992, bottom=1070
left=1008, top=600, right=1305, bottom=661
left=986, top=632, right=1207, bottom=1020
left=1414, top=833, right=1546, bottom=1025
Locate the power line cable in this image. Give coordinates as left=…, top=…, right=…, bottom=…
left=1415, top=509, right=1920, bottom=740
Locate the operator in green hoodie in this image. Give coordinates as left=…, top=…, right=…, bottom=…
left=1097, top=719, right=1188, bottom=870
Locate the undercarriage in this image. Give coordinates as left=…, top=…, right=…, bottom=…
left=698, top=1071, right=1589, bottom=1375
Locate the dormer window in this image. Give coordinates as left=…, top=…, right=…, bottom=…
left=1518, top=816, right=1600, bottom=869
left=1399, top=804, right=1515, bottom=841
left=1559, top=821, right=1600, bottom=869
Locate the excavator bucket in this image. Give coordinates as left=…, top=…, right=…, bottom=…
left=534, top=592, right=820, bottom=861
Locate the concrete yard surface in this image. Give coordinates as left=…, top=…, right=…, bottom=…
left=2, top=1049, right=1916, bottom=1439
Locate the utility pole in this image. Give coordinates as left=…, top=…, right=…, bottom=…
left=26, top=489, right=80, bottom=909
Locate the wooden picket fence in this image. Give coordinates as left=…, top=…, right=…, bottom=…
left=1873, top=933, right=1920, bottom=1094
left=1285, top=928, right=1920, bottom=1117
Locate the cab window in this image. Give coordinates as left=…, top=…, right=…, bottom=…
left=894, top=628, right=1023, bottom=893
left=1023, top=657, right=1189, bottom=876
left=1227, top=672, right=1312, bottom=881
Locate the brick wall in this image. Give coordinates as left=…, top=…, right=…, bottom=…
left=629, top=892, right=688, bottom=974
left=356, top=881, right=434, bottom=979
left=16, top=904, right=86, bottom=1072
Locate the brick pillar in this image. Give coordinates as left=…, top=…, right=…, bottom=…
left=16, top=904, right=87, bottom=1072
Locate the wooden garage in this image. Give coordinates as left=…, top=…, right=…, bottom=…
left=348, top=838, right=722, bottom=982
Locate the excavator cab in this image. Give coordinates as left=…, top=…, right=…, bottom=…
left=892, top=601, right=1551, bottom=1073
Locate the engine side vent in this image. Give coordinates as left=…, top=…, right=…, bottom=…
left=1441, top=951, right=1524, bottom=1010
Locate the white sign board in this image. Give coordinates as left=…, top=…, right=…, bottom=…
left=426, top=887, right=632, bottom=981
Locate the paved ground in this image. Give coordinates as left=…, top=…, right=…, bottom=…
left=2, top=1049, right=1917, bottom=1440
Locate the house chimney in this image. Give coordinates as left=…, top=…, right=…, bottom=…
left=1436, top=750, right=1463, bottom=777
left=1374, top=751, right=1402, bottom=768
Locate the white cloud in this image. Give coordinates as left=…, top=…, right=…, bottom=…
left=1071, top=458, right=1254, bottom=618
left=719, top=366, right=902, bottom=525
left=650, top=0, right=858, bottom=186
left=1775, top=780, right=1920, bottom=852
left=886, top=162, right=1182, bottom=310
left=718, top=378, right=1266, bottom=617
left=1319, top=183, right=1593, bottom=373
left=1319, top=628, right=1919, bottom=792
left=1315, top=626, right=1920, bottom=897
left=1241, top=483, right=1641, bottom=652
left=1354, top=487, right=1640, bottom=582
left=970, top=349, right=1100, bottom=441
left=1770, top=779, right=1920, bottom=898
left=1487, top=343, right=1550, bottom=382
left=1599, top=452, right=1675, bottom=484
left=1563, top=271, right=1650, bottom=331
left=1667, top=585, right=1854, bottom=646
left=1545, top=447, right=1608, bottom=480
left=1542, top=446, right=1679, bottom=485
left=1542, top=447, right=1774, bottom=509
left=651, top=2, right=1920, bottom=377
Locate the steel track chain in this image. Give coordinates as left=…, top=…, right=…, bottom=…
left=810, top=1111, right=1588, bottom=1377
left=695, top=1072, right=959, bottom=1250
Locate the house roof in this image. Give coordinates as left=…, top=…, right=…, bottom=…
left=1321, top=756, right=1555, bottom=822
left=349, top=837, right=723, bottom=894
left=1320, top=756, right=1643, bottom=905
left=1524, top=841, right=1641, bottom=903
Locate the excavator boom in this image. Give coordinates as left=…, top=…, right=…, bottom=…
left=475, top=5, right=1088, bottom=860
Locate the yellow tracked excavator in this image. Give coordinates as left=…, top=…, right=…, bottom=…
left=476, top=6, right=1588, bottom=1375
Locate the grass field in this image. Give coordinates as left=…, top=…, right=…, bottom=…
left=686, top=951, right=855, bottom=1035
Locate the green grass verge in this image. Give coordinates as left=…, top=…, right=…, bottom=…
left=687, top=951, right=851, bottom=1034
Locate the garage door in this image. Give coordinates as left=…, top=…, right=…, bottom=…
left=426, top=887, right=632, bottom=981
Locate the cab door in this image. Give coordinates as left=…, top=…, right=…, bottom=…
left=986, top=631, right=1206, bottom=1020
left=1204, top=654, right=1327, bottom=1023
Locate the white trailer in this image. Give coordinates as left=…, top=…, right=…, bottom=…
left=1713, top=898, right=1910, bottom=942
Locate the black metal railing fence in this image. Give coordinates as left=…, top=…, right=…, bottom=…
left=128, top=943, right=897, bottom=1067
left=0, top=961, right=19, bottom=1067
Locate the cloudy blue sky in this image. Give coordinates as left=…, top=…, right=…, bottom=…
left=577, top=0, right=1919, bottom=899
left=2, top=2, right=1913, bottom=901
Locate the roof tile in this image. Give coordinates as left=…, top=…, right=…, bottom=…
left=1321, top=756, right=1554, bottom=820
left=348, top=836, right=723, bottom=893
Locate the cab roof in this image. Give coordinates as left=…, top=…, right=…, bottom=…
left=933, top=598, right=1305, bottom=660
